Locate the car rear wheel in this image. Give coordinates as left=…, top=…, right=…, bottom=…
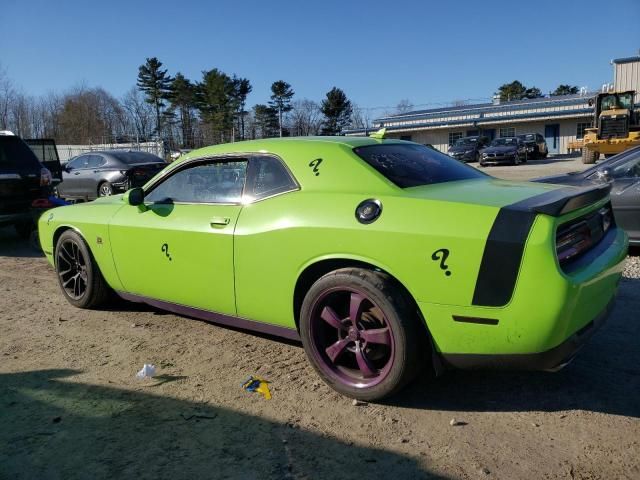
left=300, top=268, right=424, bottom=401
left=55, top=230, right=110, bottom=309
left=98, top=181, right=113, bottom=197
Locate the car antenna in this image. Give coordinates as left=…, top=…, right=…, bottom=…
left=369, top=128, right=387, bottom=140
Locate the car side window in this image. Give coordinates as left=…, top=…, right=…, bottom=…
left=87, top=155, right=104, bottom=169
left=244, top=155, right=298, bottom=202
left=67, top=156, right=88, bottom=170
left=145, top=160, right=247, bottom=204
left=611, top=153, right=640, bottom=179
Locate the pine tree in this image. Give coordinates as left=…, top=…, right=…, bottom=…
left=253, top=104, right=279, bottom=138
left=197, top=69, right=235, bottom=143
left=136, top=57, right=173, bottom=138
left=169, top=73, right=197, bottom=148
left=231, top=77, right=252, bottom=140
left=320, top=87, right=352, bottom=135
left=269, top=80, right=294, bottom=137
left=552, top=84, right=579, bottom=96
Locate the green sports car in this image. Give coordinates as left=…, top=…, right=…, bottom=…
left=39, top=135, right=628, bottom=400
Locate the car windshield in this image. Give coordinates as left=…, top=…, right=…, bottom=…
left=584, top=146, right=640, bottom=177
left=491, top=138, right=518, bottom=146
left=353, top=143, right=486, bottom=188
left=518, top=134, right=535, bottom=141
left=600, top=93, right=634, bottom=111
left=111, top=151, right=164, bottom=165
left=454, top=137, right=477, bottom=146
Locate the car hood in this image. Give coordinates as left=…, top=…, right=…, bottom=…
left=483, top=145, right=518, bottom=154
left=403, top=177, right=567, bottom=210
left=448, top=145, right=474, bottom=153
left=91, top=193, right=125, bottom=205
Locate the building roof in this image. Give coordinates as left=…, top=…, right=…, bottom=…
left=345, top=93, right=595, bottom=135
left=613, top=56, right=640, bottom=65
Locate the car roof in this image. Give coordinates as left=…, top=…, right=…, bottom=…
left=180, top=136, right=408, bottom=161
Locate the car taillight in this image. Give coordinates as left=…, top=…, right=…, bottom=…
left=556, top=221, right=592, bottom=264
left=40, top=167, right=52, bottom=186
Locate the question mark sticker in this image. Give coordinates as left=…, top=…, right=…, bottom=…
left=308, top=158, right=323, bottom=176
left=431, top=248, right=451, bottom=276
left=161, top=243, right=172, bottom=261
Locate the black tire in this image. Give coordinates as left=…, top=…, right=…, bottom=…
left=513, top=154, right=521, bottom=166
left=299, top=268, right=424, bottom=401
left=98, top=181, right=113, bottom=197
left=582, top=148, right=598, bottom=164
left=54, top=230, right=110, bottom=309
left=14, top=221, right=34, bottom=240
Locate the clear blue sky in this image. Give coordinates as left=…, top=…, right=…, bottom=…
left=2, top=0, right=639, bottom=115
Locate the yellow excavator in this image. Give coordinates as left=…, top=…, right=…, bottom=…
left=581, top=90, right=640, bottom=163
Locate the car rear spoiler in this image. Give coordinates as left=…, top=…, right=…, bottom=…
left=505, top=184, right=611, bottom=217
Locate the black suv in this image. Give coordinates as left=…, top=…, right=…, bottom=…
left=447, top=136, right=490, bottom=162
left=517, top=133, right=548, bottom=159
left=0, top=131, right=54, bottom=237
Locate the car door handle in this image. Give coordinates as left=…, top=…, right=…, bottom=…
left=210, top=217, right=231, bottom=227
left=73, top=172, right=81, bottom=175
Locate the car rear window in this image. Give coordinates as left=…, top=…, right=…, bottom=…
left=353, top=143, right=485, bottom=188
left=0, top=136, right=42, bottom=170
left=112, top=151, right=164, bottom=165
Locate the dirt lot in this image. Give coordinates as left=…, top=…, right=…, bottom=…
left=1, top=155, right=639, bottom=480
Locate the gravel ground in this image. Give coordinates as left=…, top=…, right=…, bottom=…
left=1, top=157, right=638, bottom=480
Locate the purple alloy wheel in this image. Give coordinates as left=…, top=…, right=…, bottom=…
left=56, top=239, right=88, bottom=300
left=309, top=287, right=395, bottom=388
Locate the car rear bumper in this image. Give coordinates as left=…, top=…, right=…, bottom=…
left=440, top=298, right=615, bottom=370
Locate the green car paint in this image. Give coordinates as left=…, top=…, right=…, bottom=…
left=39, top=137, right=628, bottom=367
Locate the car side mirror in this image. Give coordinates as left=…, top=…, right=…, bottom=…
left=124, top=187, right=145, bottom=206
left=596, top=168, right=612, bottom=182
left=64, top=165, right=72, bottom=172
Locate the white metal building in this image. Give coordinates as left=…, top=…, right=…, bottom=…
left=345, top=54, right=640, bottom=155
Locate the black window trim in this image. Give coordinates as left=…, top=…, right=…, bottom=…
left=142, top=153, right=299, bottom=206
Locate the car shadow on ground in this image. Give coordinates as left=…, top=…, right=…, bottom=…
left=396, top=275, right=640, bottom=419
left=0, top=369, right=446, bottom=480
left=0, top=226, right=43, bottom=258
left=524, top=154, right=582, bottom=166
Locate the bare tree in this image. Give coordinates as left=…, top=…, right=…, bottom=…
left=122, top=87, right=155, bottom=141
left=0, top=64, right=15, bottom=130
left=289, top=99, right=321, bottom=136
left=350, top=104, right=373, bottom=130
left=395, top=99, right=413, bottom=114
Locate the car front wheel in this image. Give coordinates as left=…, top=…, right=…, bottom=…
left=300, top=268, right=424, bottom=401
left=98, top=181, right=113, bottom=197
left=55, top=230, right=110, bottom=308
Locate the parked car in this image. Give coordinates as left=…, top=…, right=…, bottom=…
left=534, top=145, right=640, bottom=245
left=0, top=130, right=54, bottom=237
left=447, top=136, right=490, bottom=162
left=480, top=137, right=528, bottom=166
left=57, top=150, right=166, bottom=201
left=39, top=136, right=627, bottom=401
left=517, top=133, right=548, bottom=159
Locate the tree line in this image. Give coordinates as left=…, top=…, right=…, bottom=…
left=496, top=80, right=581, bottom=101
left=0, top=58, right=585, bottom=148
left=0, top=58, right=358, bottom=149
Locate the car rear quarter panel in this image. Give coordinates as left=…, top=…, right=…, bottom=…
left=233, top=189, right=499, bottom=329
